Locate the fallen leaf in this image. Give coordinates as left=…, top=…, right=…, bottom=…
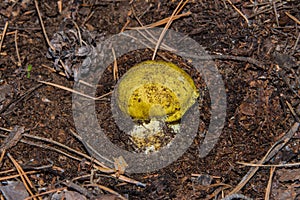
left=0, top=181, right=29, bottom=200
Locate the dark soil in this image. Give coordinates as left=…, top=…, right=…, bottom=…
left=0, top=1, right=299, bottom=200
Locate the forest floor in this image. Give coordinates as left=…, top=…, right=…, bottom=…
left=0, top=0, right=299, bottom=199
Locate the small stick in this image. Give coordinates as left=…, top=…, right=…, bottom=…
left=111, top=174, right=146, bottom=187
left=0, top=21, right=9, bottom=52
left=226, top=0, right=249, bottom=26
left=23, top=187, right=67, bottom=200
left=285, top=12, right=300, bottom=25
left=0, top=171, right=38, bottom=181
left=237, top=161, right=300, bottom=168
left=205, top=184, right=232, bottom=200
left=293, top=32, right=300, bottom=52
left=38, top=80, right=112, bottom=100
left=14, top=30, right=21, bottom=66
left=0, top=26, right=41, bottom=31
left=0, top=31, right=23, bottom=38
left=69, top=129, right=114, bottom=165
left=286, top=100, right=300, bottom=122
left=0, top=83, right=43, bottom=114
left=221, top=194, right=252, bottom=200
left=41, top=64, right=67, bottom=77
left=0, top=129, right=113, bottom=170
left=120, top=18, right=131, bottom=32
left=82, top=11, right=95, bottom=26
left=23, top=133, right=113, bottom=168
left=272, top=1, right=279, bottom=27
left=43, top=64, right=101, bottom=88
left=7, top=153, right=38, bottom=200
left=264, top=167, right=276, bottom=200
left=72, top=20, right=83, bottom=46
left=179, top=52, right=264, bottom=68
left=128, top=12, right=191, bottom=30
left=57, top=0, right=62, bottom=14
left=0, top=151, right=5, bottom=166
left=34, top=0, right=55, bottom=51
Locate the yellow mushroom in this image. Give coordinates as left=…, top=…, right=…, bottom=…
left=116, top=60, right=199, bottom=122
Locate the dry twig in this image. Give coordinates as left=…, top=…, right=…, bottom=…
left=237, top=161, right=300, bottom=168
left=0, top=126, right=24, bottom=164
left=229, top=122, right=300, bottom=195
left=7, top=153, right=39, bottom=200
left=285, top=12, right=300, bottom=25
left=85, top=183, right=127, bottom=200
left=38, top=80, right=112, bottom=100
left=14, top=30, right=21, bottom=66
left=226, top=0, right=249, bottom=26
left=0, top=128, right=145, bottom=187
left=23, top=187, right=67, bottom=200
left=0, top=171, right=38, bottom=181
left=264, top=167, right=276, bottom=200
left=0, top=21, right=9, bottom=53
left=127, top=12, right=191, bottom=30
left=34, top=0, right=54, bottom=51
left=0, top=83, right=43, bottom=115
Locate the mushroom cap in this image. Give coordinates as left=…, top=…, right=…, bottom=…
left=116, top=60, right=199, bottom=122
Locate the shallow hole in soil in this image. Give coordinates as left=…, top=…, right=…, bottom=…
left=95, top=49, right=211, bottom=153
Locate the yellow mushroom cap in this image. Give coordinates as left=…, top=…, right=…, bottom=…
left=116, top=60, right=199, bottom=122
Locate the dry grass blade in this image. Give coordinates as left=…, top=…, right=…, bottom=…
left=128, top=11, right=191, bottom=30
left=0, top=21, right=9, bottom=53
left=129, top=6, right=176, bottom=52
left=264, top=167, right=276, bottom=200
left=152, top=0, right=189, bottom=60
left=38, top=80, right=112, bottom=100
left=112, top=47, right=119, bottom=81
